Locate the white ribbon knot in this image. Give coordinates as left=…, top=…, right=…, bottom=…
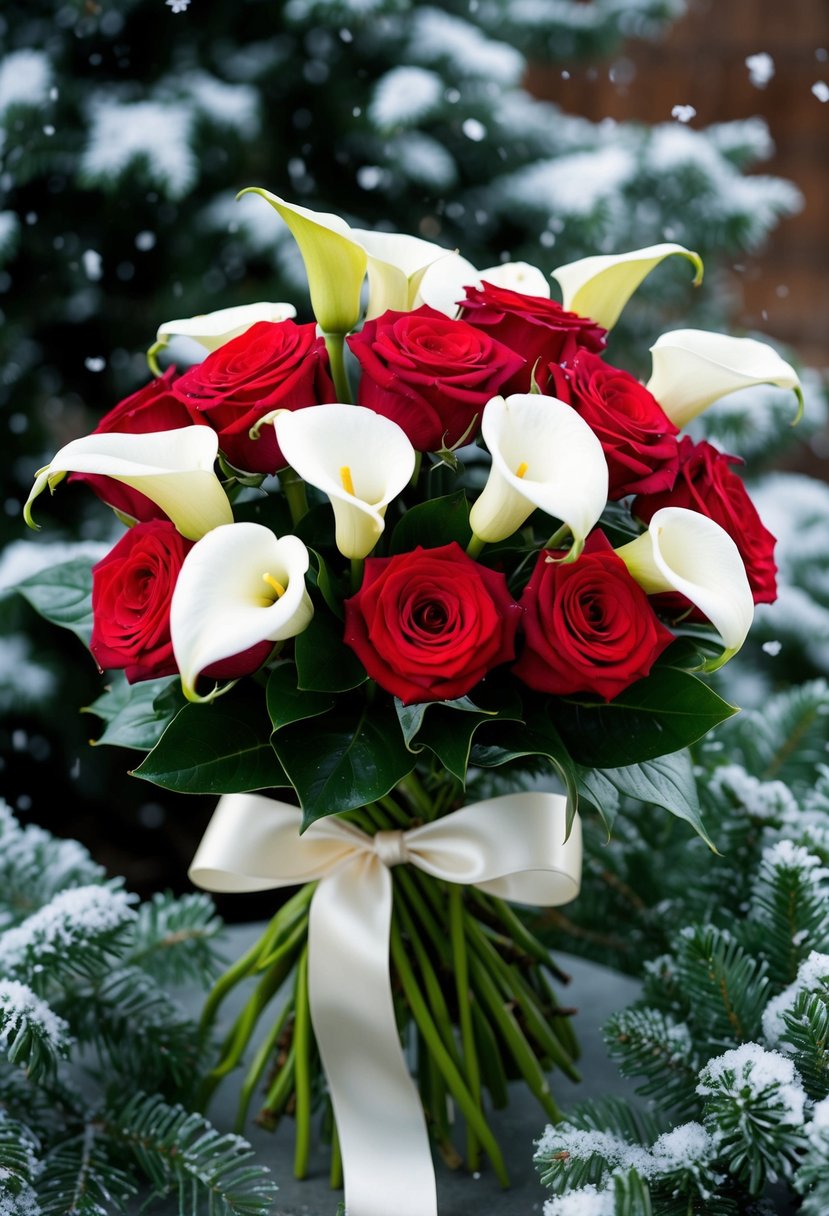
left=372, top=828, right=409, bottom=867
left=189, top=790, right=582, bottom=1216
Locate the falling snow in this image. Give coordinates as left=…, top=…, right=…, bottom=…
left=746, top=52, right=775, bottom=88
left=671, top=104, right=696, bottom=123
left=812, top=81, right=829, bottom=103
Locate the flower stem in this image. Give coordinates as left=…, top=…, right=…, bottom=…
left=389, top=917, right=510, bottom=1187
left=235, top=996, right=293, bottom=1132
left=199, top=889, right=312, bottom=1039
left=293, top=946, right=313, bottom=1179
left=329, top=1118, right=343, bottom=1190
left=397, top=770, right=436, bottom=819
left=280, top=467, right=309, bottom=527
left=350, top=557, right=364, bottom=592
left=466, top=534, right=486, bottom=559
left=146, top=339, right=166, bottom=377
left=325, top=332, right=352, bottom=404
left=466, top=937, right=563, bottom=1123
left=449, top=885, right=481, bottom=1171
left=544, top=524, right=571, bottom=551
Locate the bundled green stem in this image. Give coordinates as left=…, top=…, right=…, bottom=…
left=197, top=781, right=579, bottom=1186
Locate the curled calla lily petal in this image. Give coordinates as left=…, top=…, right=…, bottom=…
left=275, top=404, right=416, bottom=559
left=156, top=302, right=297, bottom=352
left=646, top=328, right=804, bottom=429
left=24, top=427, right=233, bottom=541
left=469, top=394, right=609, bottom=551
left=171, top=522, right=313, bottom=701
left=240, top=188, right=452, bottom=332
left=352, top=228, right=453, bottom=320
left=615, top=506, right=754, bottom=665
left=551, top=243, right=703, bottom=331
left=239, top=188, right=367, bottom=334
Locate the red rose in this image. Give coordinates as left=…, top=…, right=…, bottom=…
left=343, top=542, right=521, bottom=704
left=459, top=282, right=606, bottom=394
left=347, top=305, right=524, bottom=451
left=91, top=521, right=272, bottom=684
left=172, top=320, right=336, bottom=473
left=548, top=351, right=679, bottom=500
left=513, top=532, right=674, bottom=701
left=633, top=437, right=777, bottom=605
left=71, top=367, right=201, bottom=522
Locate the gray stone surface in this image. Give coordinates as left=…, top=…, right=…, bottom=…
left=199, top=926, right=642, bottom=1216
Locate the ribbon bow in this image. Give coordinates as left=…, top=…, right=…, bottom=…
left=189, top=791, right=582, bottom=1216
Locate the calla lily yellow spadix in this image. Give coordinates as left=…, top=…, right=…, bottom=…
left=469, top=394, right=609, bottom=553
left=239, top=188, right=452, bottom=332
left=615, top=506, right=754, bottom=668
left=170, top=522, right=313, bottom=702
left=274, top=404, right=416, bottom=560
left=24, top=427, right=233, bottom=541
left=646, top=328, right=804, bottom=429
left=551, top=243, right=703, bottom=331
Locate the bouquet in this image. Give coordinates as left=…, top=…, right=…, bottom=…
left=21, top=189, right=802, bottom=1216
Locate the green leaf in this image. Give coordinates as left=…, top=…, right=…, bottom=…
left=133, top=689, right=288, bottom=794
left=84, top=675, right=181, bottom=751
left=471, top=714, right=580, bottom=834
left=294, top=611, right=367, bottom=693
left=309, top=546, right=346, bottom=618
left=389, top=491, right=471, bottom=554
left=231, top=489, right=293, bottom=535
left=17, top=558, right=94, bottom=643
left=548, top=669, right=738, bottom=768
left=397, top=690, right=522, bottom=784
left=583, top=750, right=713, bottom=848
left=266, top=663, right=335, bottom=733
left=273, top=705, right=415, bottom=829
left=574, top=768, right=620, bottom=837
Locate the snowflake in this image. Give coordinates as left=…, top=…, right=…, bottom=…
left=166, top=0, right=191, bottom=11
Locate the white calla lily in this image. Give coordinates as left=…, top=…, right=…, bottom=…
left=552, top=243, right=703, bottom=331
left=275, top=404, right=416, bottom=559
left=615, top=506, right=754, bottom=665
left=170, top=522, right=313, bottom=701
left=352, top=228, right=453, bottom=320
left=416, top=256, right=551, bottom=317
left=239, top=188, right=367, bottom=333
left=24, top=427, right=233, bottom=541
left=469, top=394, right=609, bottom=553
left=416, top=250, right=480, bottom=316
left=647, top=328, right=804, bottom=429
left=240, top=188, right=451, bottom=331
left=156, top=302, right=297, bottom=352
left=478, top=261, right=551, bottom=297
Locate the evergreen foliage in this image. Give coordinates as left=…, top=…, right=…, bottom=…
left=0, top=801, right=278, bottom=1216
left=543, top=680, right=829, bottom=973
left=536, top=687, right=829, bottom=1213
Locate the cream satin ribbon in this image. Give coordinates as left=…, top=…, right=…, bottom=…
left=189, top=790, right=582, bottom=1216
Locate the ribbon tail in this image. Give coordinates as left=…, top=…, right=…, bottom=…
left=309, top=855, right=438, bottom=1216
